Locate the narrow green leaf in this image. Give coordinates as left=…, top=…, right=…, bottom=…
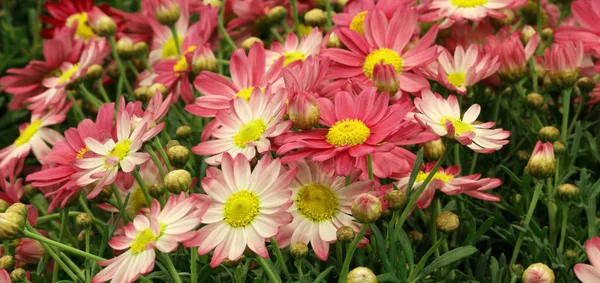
left=415, top=246, right=478, bottom=281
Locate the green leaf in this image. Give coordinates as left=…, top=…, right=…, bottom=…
left=376, top=273, right=399, bottom=282
left=313, top=266, right=334, bottom=283
left=415, top=246, right=478, bottom=281
left=463, top=217, right=495, bottom=246
left=398, top=230, right=414, bottom=270
left=500, top=165, right=523, bottom=188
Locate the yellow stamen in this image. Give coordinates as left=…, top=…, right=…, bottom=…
left=282, top=51, right=306, bottom=67
left=15, top=120, right=42, bottom=147
left=447, top=72, right=466, bottom=88
left=130, top=228, right=156, bottom=254
left=415, top=171, right=455, bottom=183
left=162, top=36, right=184, bottom=59
left=76, top=146, right=90, bottom=159
left=363, top=48, right=403, bottom=79
left=66, top=13, right=95, bottom=40
left=108, top=140, right=131, bottom=161
left=349, top=11, right=367, bottom=35
left=326, top=118, right=371, bottom=147
left=57, top=64, right=79, bottom=84
left=439, top=116, right=473, bottom=136
left=173, top=56, right=189, bottom=72
left=223, top=190, right=260, bottom=228
left=296, top=184, right=339, bottom=222
left=450, top=0, right=488, bottom=8
left=233, top=119, right=267, bottom=148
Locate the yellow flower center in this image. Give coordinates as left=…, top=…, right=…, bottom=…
left=447, top=72, right=466, bottom=88
left=450, top=0, right=488, bottom=8
left=57, top=63, right=79, bottom=84
left=296, top=183, right=339, bottom=222
left=236, top=87, right=254, bottom=101
left=108, top=140, right=131, bottom=161
left=76, top=146, right=90, bottom=159
left=173, top=56, right=189, bottom=72
left=439, top=116, right=473, bottom=136
left=66, top=13, right=95, bottom=40
left=130, top=228, right=156, bottom=254
left=14, top=120, right=42, bottom=147
left=127, top=187, right=149, bottom=216
left=415, top=171, right=455, bottom=183
left=363, top=48, right=403, bottom=79
left=349, top=11, right=367, bottom=35
left=162, top=36, right=184, bottom=59
left=282, top=51, right=306, bottom=67
left=223, top=190, right=260, bottom=228
left=326, top=118, right=371, bottom=147
left=233, top=119, right=267, bottom=148
left=298, top=23, right=312, bottom=36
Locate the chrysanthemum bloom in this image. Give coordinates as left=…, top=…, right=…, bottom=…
left=322, top=8, right=439, bottom=96
left=274, top=159, right=372, bottom=261
left=39, top=0, right=115, bottom=39
left=73, top=111, right=151, bottom=199
left=94, top=193, right=208, bottom=283
left=524, top=141, right=555, bottom=179
left=144, top=0, right=192, bottom=64
left=555, top=0, right=600, bottom=73
left=226, top=0, right=288, bottom=41
left=540, top=41, right=585, bottom=87
left=575, top=236, right=600, bottom=282
left=15, top=237, right=45, bottom=266
left=414, top=90, right=510, bottom=153
left=265, top=28, right=322, bottom=69
left=522, top=263, right=555, bottom=283
left=185, top=154, right=297, bottom=267
left=485, top=29, right=540, bottom=82
left=332, top=0, right=401, bottom=36
left=277, top=87, right=412, bottom=176
left=121, top=92, right=171, bottom=142
left=420, top=0, right=524, bottom=29
left=394, top=161, right=501, bottom=209
left=192, top=87, right=290, bottom=165
left=0, top=27, right=83, bottom=110
left=419, top=45, right=499, bottom=94
left=0, top=102, right=70, bottom=175
left=186, top=44, right=284, bottom=117
left=441, top=21, right=495, bottom=53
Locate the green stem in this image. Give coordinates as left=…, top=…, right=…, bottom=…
left=169, top=25, right=182, bottom=57
left=23, top=229, right=106, bottom=262
left=218, top=4, right=237, bottom=50
left=217, top=58, right=230, bottom=65
left=558, top=204, right=569, bottom=253
left=468, top=152, right=479, bottom=175
left=59, top=250, right=86, bottom=280
left=85, top=227, right=91, bottom=282
left=145, top=144, right=166, bottom=179
left=295, top=260, right=304, bottom=277
left=42, top=241, right=80, bottom=282
left=3, top=241, right=9, bottom=256
left=270, top=237, right=291, bottom=280
left=154, top=138, right=173, bottom=172
left=561, top=88, right=572, bottom=143
left=96, top=80, right=110, bottom=103
left=366, top=154, right=374, bottom=181
left=407, top=234, right=448, bottom=281
left=336, top=242, right=343, bottom=268
left=159, top=252, right=183, bottom=283
left=270, top=27, right=284, bottom=43
left=53, top=207, right=69, bottom=283
left=67, top=92, right=86, bottom=121
left=79, top=84, right=104, bottom=109
left=546, top=178, right=558, bottom=245
left=431, top=198, right=441, bottom=258
left=339, top=224, right=368, bottom=283
left=191, top=247, right=198, bottom=283
left=110, top=184, right=124, bottom=212
left=127, top=61, right=140, bottom=77
left=255, top=256, right=282, bottom=283
left=289, top=0, right=301, bottom=37
left=37, top=210, right=103, bottom=227
left=568, top=90, right=585, bottom=134
left=324, top=0, right=333, bottom=29
left=132, top=169, right=153, bottom=206
left=108, top=36, right=134, bottom=101
left=453, top=143, right=461, bottom=169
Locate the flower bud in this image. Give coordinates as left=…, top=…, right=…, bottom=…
left=384, top=190, right=406, bottom=210
left=514, top=194, right=522, bottom=203
left=134, top=42, right=149, bottom=57
left=521, top=25, right=536, bottom=45
left=134, top=86, right=150, bottom=102
left=527, top=92, right=544, bottom=109
left=85, top=64, right=104, bottom=81
left=552, top=141, right=566, bottom=155
left=106, top=64, right=119, bottom=79
left=166, top=140, right=180, bottom=149
left=326, top=32, right=344, bottom=49
left=576, top=77, right=595, bottom=92
left=164, top=169, right=192, bottom=193
left=176, top=125, right=192, bottom=139
left=0, top=200, right=9, bottom=213
left=116, top=37, right=136, bottom=60
left=372, top=63, right=399, bottom=95
left=267, top=6, right=287, bottom=24
left=336, top=226, right=355, bottom=243
left=0, top=255, right=15, bottom=271
left=192, top=46, right=217, bottom=74
left=156, top=4, right=181, bottom=26
left=304, top=9, right=327, bottom=26
left=10, top=268, right=26, bottom=282
left=241, top=37, right=262, bottom=53
left=91, top=186, right=112, bottom=204
left=541, top=28, right=553, bottom=41
left=347, top=267, right=377, bottom=283
left=76, top=213, right=92, bottom=228
left=522, top=263, right=554, bottom=283
left=565, top=249, right=577, bottom=260
left=290, top=242, right=308, bottom=259
left=149, top=184, right=165, bottom=199
left=436, top=211, right=459, bottom=233
left=223, top=258, right=241, bottom=268
left=408, top=231, right=423, bottom=242
left=557, top=184, right=579, bottom=201
left=167, top=145, right=190, bottom=168
left=203, top=0, right=222, bottom=7
left=525, top=141, right=556, bottom=179
left=423, top=138, right=446, bottom=161
left=78, top=230, right=94, bottom=242
left=538, top=126, right=560, bottom=142
left=147, top=83, right=168, bottom=99
left=516, top=150, right=530, bottom=162
left=91, top=15, right=117, bottom=37
left=511, top=264, right=524, bottom=277
left=351, top=193, right=382, bottom=223
left=288, top=93, right=320, bottom=130
left=490, top=9, right=515, bottom=28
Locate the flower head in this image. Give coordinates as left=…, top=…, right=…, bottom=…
left=575, top=236, right=600, bottom=283
left=540, top=41, right=585, bottom=87
left=485, top=29, right=540, bottom=82
left=522, top=263, right=555, bottom=283
left=525, top=141, right=555, bottom=179
left=422, top=0, right=523, bottom=29
left=265, top=28, right=323, bottom=69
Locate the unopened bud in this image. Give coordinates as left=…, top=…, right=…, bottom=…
left=290, top=242, right=308, bottom=259
left=304, top=9, right=327, bottom=26
left=521, top=25, right=536, bottom=45
left=565, top=249, right=577, bottom=260
left=288, top=93, right=320, bottom=130
left=267, top=6, right=287, bottom=24
left=517, top=150, right=530, bottom=161
left=538, top=126, right=560, bottom=142
left=553, top=141, right=566, bottom=154
left=527, top=92, right=544, bottom=109
left=156, top=5, right=181, bottom=26
left=514, top=194, right=522, bottom=203
left=557, top=184, right=579, bottom=201
left=149, top=185, right=165, bottom=199
left=491, top=9, right=515, bottom=28
left=10, top=268, right=26, bottom=282
left=384, top=190, right=406, bottom=210
left=336, top=226, right=355, bottom=243
left=423, top=138, right=446, bottom=161
left=347, top=267, right=377, bottom=283
left=147, top=83, right=168, bottom=99
left=166, top=140, right=180, bottom=149
left=223, top=258, right=240, bottom=268
left=576, top=77, right=595, bottom=92
left=76, top=213, right=92, bottom=228
left=78, top=230, right=93, bottom=242
left=372, top=63, right=399, bottom=95
left=0, top=255, right=15, bottom=271
left=134, top=86, right=150, bottom=102
left=326, top=32, right=344, bottom=49
left=541, top=28, right=553, bottom=41
left=167, top=145, right=190, bottom=168
left=134, top=42, right=149, bottom=57
left=192, top=50, right=217, bottom=74
left=0, top=200, right=8, bottom=213
left=92, top=15, right=117, bottom=37
left=241, top=37, right=261, bottom=53
left=408, top=231, right=423, bottom=242
left=511, top=264, right=524, bottom=276
left=176, top=125, right=192, bottom=139
left=106, top=64, right=119, bottom=79
left=116, top=37, right=136, bottom=60
left=164, top=169, right=192, bottom=193
left=436, top=211, right=459, bottom=233
left=85, top=64, right=104, bottom=81
left=351, top=193, right=382, bottom=223
left=522, top=263, right=554, bottom=283
left=525, top=141, right=556, bottom=179
left=91, top=186, right=113, bottom=204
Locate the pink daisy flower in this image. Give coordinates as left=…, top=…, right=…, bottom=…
left=394, top=161, right=502, bottom=209
left=539, top=41, right=585, bottom=87
left=39, top=0, right=116, bottom=39
left=265, top=28, right=323, bottom=69
left=419, top=44, right=500, bottom=94
left=276, top=87, right=413, bottom=176
left=485, top=29, right=540, bottom=82
left=185, top=154, right=297, bottom=267
left=144, top=0, right=192, bottom=64
left=119, top=91, right=171, bottom=142
left=94, top=193, right=209, bottom=283
left=275, top=159, right=372, bottom=261
left=575, top=236, right=600, bottom=282
left=421, top=0, right=523, bottom=29
left=226, top=0, right=278, bottom=41
left=414, top=90, right=510, bottom=153
left=192, top=87, right=291, bottom=165
left=333, top=0, right=402, bottom=36
left=322, top=8, right=439, bottom=96
left=555, top=0, right=600, bottom=73
left=15, top=237, right=46, bottom=266
left=186, top=43, right=284, bottom=117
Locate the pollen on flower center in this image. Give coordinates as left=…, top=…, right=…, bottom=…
left=162, top=36, right=184, bottom=59
left=326, top=118, right=371, bottom=147
left=282, top=51, right=306, bottom=67
left=447, top=72, right=466, bottom=87
left=450, top=0, right=488, bottom=8
left=130, top=228, right=156, bottom=254
left=233, top=119, right=267, bottom=148
left=223, top=190, right=260, bottom=228
left=108, top=140, right=132, bottom=161
left=236, top=87, right=265, bottom=101
left=363, top=48, right=403, bottom=79
left=57, top=64, right=79, bottom=84
left=14, top=120, right=42, bottom=147
left=76, top=146, right=90, bottom=159
left=416, top=171, right=455, bottom=183
left=440, top=116, right=474, bottom=136
left=349, top=11, right=368, bottom=35
left=296, top=183, right=339, bottom=222
left=173, top=56, right=189, bottom=73
left=66, top=13, right=95, bottom=40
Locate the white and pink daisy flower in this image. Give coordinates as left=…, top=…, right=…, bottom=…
left=275, top=159, right=372, bottom=261
left=144, top=0, right=192, bottom=64
left=414, top=90, right=510, bottom=153
left=575, top=236, right=600, bottom=283
left=185, top=154, right=297, bottom=267
left=333, top=0, right=402, bottom=36
left=421, top=0, right=524, bottom=29
left=265, top=28, right=323, bottom=69
left=192, top=87, right=291, bottom=165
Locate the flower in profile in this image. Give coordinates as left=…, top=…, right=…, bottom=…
left=522, top=263, right=555, bottom=283
left=93, top=193, right=208, bottom=283
left=485, top=29, right=540, bottom=82
left=421, top=0, right=524, bottom=29
left=419, top=45, right=500, bottom=94
left=185, top=154, right=297, bottom=267
left=394, top=162, right=501, bottom=209
left=186, top=44, right=284, bottom=117
left=539, top=41, right=584, bottom=87
left=265, top=28, right=322, bottom=69
left=414, top=90, right=510, bottom=153
left=524, top=141, right=555, bottom=179
left=277, top=87, right=413, bottom=176
left=274, top=159, right=372, bottom=261
left=322, top=8, right=439, bottom=96
left=15, top=237, right=45, bottom=266
left=555, top=0, right=600, bottom=73
left=575, top=236, right=600, bottom=283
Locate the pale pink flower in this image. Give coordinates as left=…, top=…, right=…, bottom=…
left=16, top=237, right=46, bottom=266
left=333, top=0, right=406, bottom=35
left=522, top=263, right=555, bottom=283
left=145, top=0, right=193, bottom=64
left=575, top=236, right=600, bottom=283
left=540, top=41, right=585, bottom=87
left=555, top=0, right=600, bottom=73
left=265, top=28, right=323, bottom=69
left=421, top=0, right=524, bottom=29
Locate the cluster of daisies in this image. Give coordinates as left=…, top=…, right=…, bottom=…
left=0, top=0, right=600, bottom=282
